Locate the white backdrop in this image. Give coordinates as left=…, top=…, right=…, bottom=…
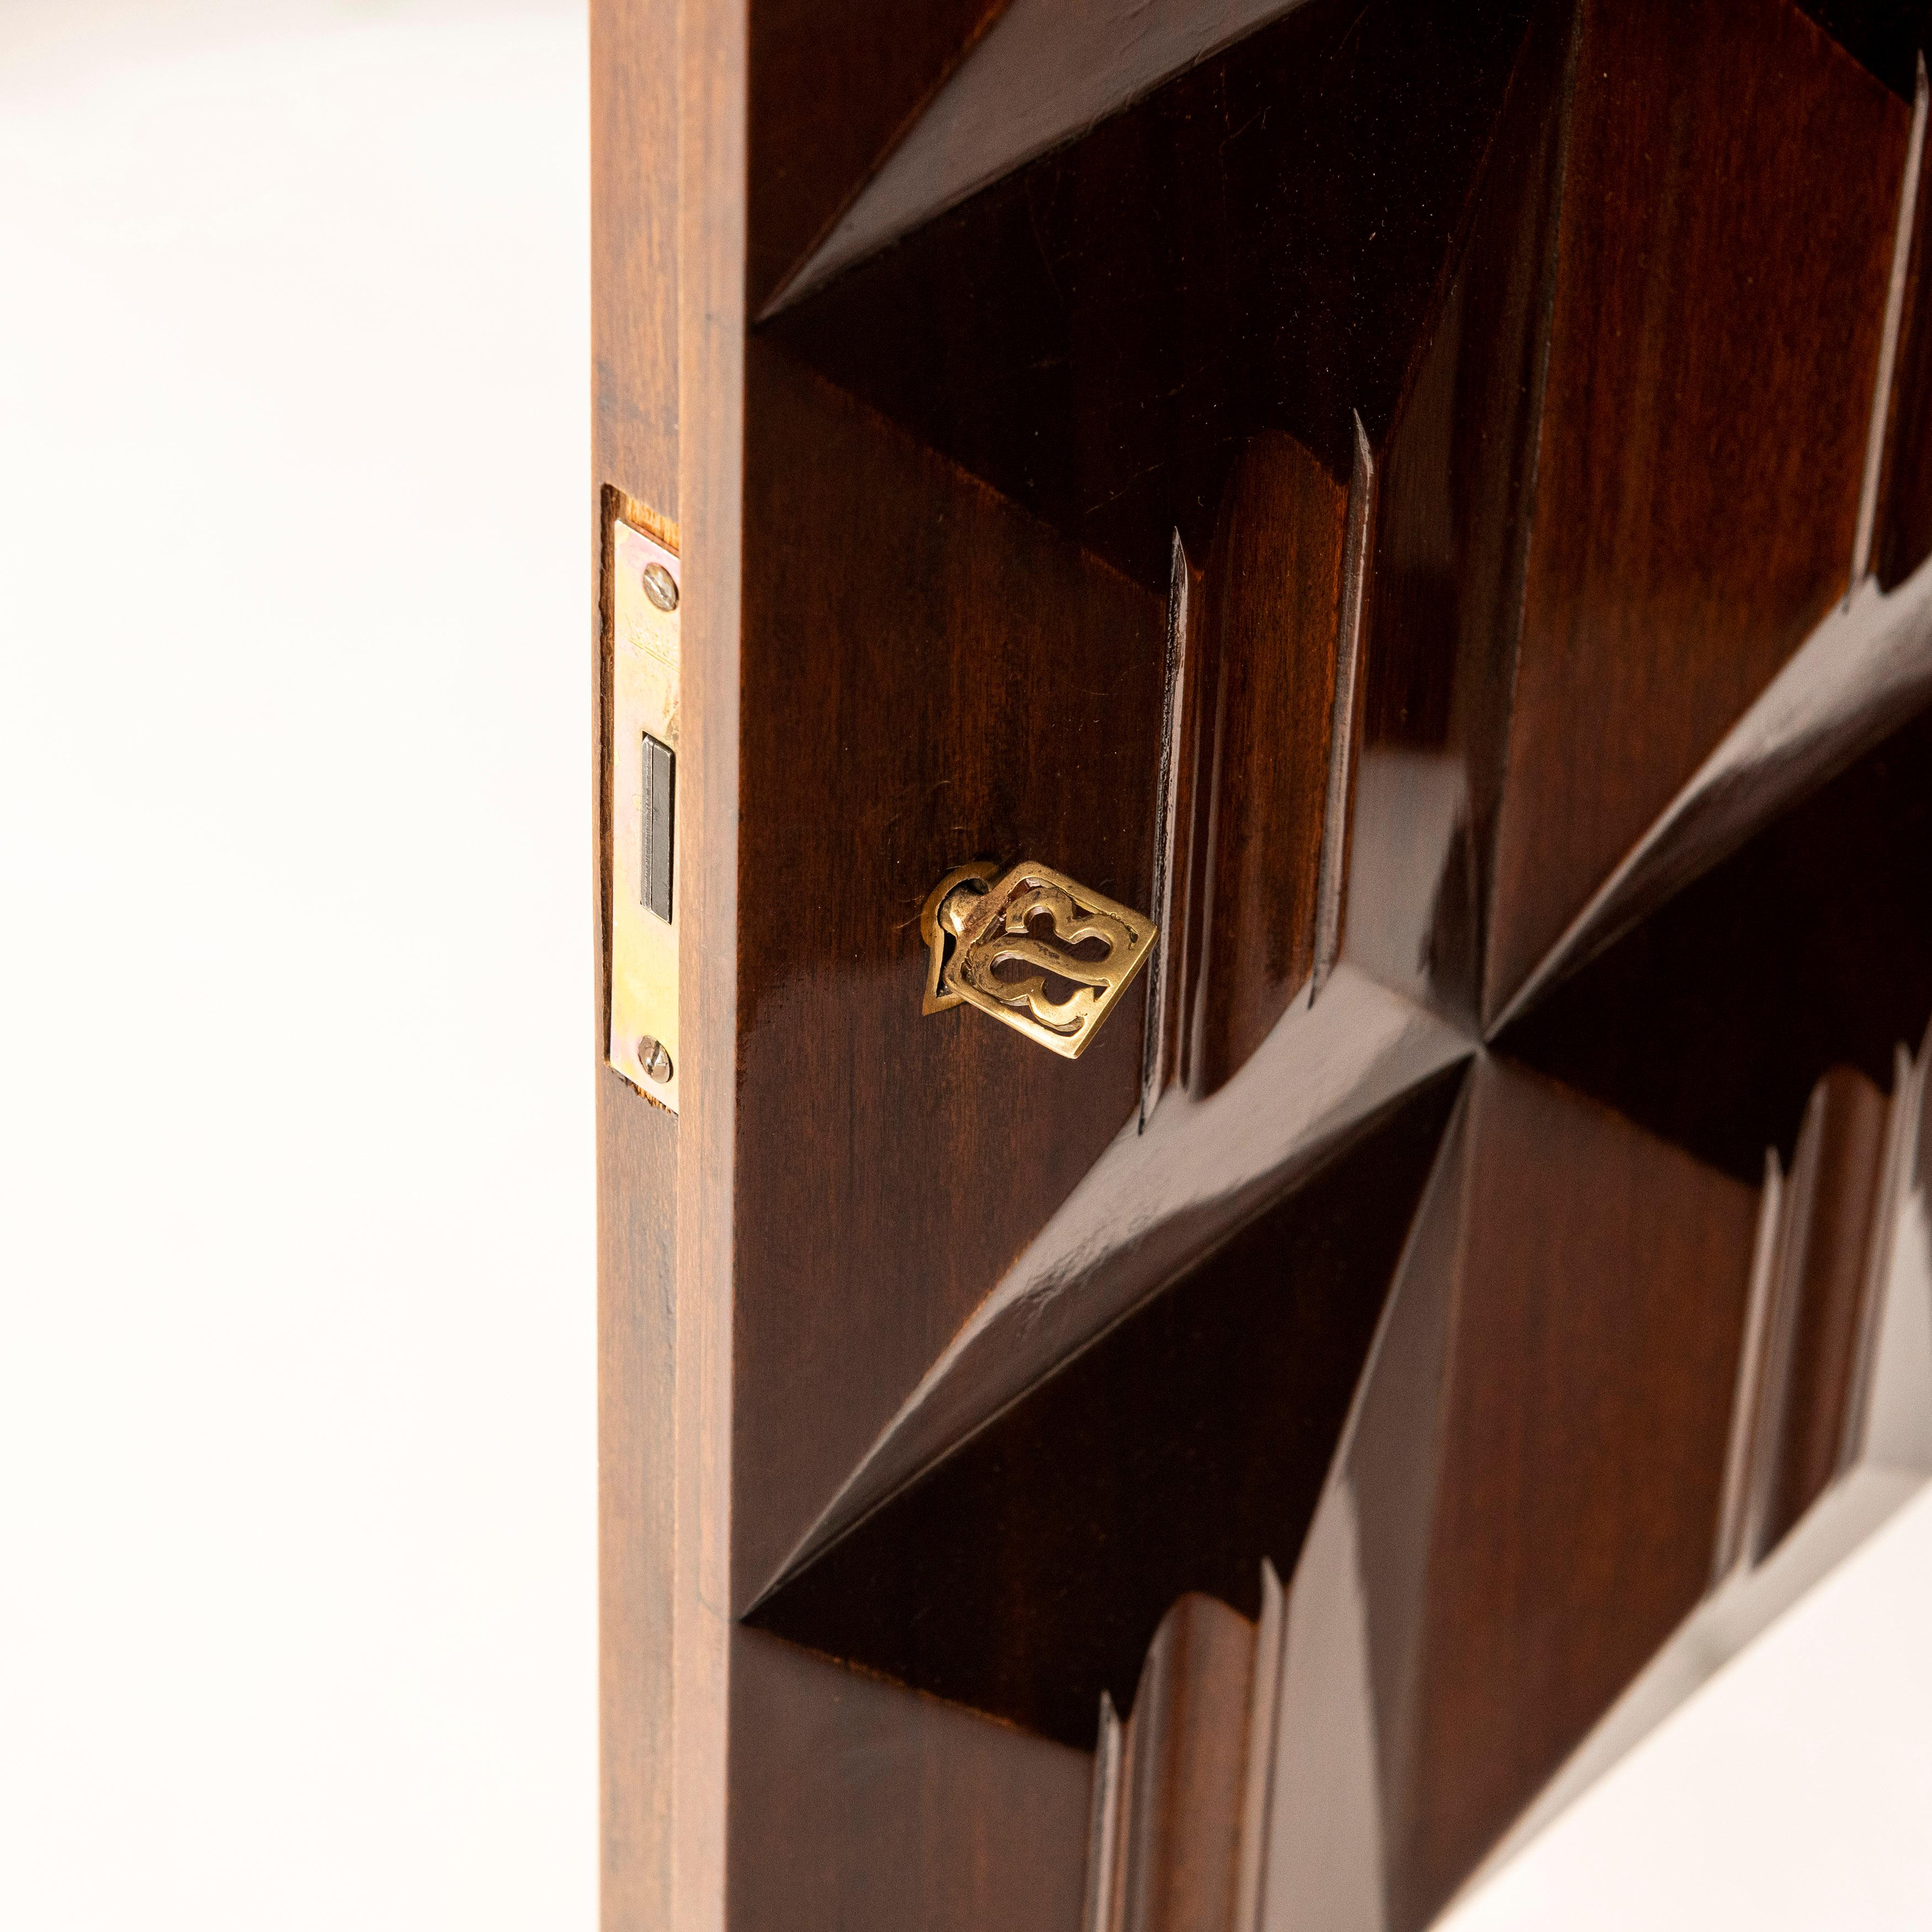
left=0, top=5, right=1926, bottom=1928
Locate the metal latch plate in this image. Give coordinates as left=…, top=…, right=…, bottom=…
left=607, top=508, right=681, bottom=1111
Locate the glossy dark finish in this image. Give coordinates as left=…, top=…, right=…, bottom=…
left=1147, top=534, right=1204, bottom=1108
left=772, top=0, right=1323, bottom=310
left=1112, top=1595, right=1258, bottom=1932
left=1273, top=1059, right=1759, bottom=1931
left=1082, top=1055, right=1775, bottom=1929
left=752, top=1074, right=1459, bottom=1745
left=1762, top=1065, right=1891, bottom=1548
left=596, top=0, right=1932, bottom=1923
left=1707, top=1054, right=1932, bottom=1583
left=733, top=341, right=1165, bottom=1602
left=747, top=0, right=1007, bottom=311
left=1878, top=103, right=1932, bottom=590
left=1128, top=1043, right=1932, bottom=1929
left=762, top=984, right=1471, bottom=1602
left=1796, top=0, right=1932, bottom=97
left=1500, top=696, right=1932, bottom=1182
left=1483, top=0, right=1908, bottom=1018
left=1397, top=1064, right=1755, bottom=1924
left=767, top=0, right=1539, bottom=595
left=1345, top=0, right=1572, bottom=1025
left=1186, top=436, right=1346, bottom=1091
left=730, top=1627, right=1090, bottom=1932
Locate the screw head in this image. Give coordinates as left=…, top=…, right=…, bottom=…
left=638, top=1036, right=673, bottom=1084
left=642, top=562, right=679, bottom=612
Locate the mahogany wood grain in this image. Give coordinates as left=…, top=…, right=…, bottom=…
left=1484, top=0, right=1909, bottom=1018
left=596, top=1091, right=677, bottom=1932
left=765, top=0, right=1539, bottom=595
left=1877, top=74, right=1932, bottom=590
left=1347, top=0, right=1572, bottom=1026
left=591, top=2, right=1931, bottom=1924
left=593, top=0, right=679, bottom=519
left=1064, top=1058, right=1766, bottom=1928
left=1119, top=1043, right=1928, bottom=1924
left=1187, top=435, right=1346, bottom=1092
left=1762, top=1065, right=1891, bottom=1548
left=1797, top=0, right=1932, bottom=97
left=772, top=0, right=1334, bottom=309
left=662, top=0, right=754, bottom=1920
left=750, top=1074, right=1458, bottom=1745
left=747, top=0, right=1009, bottom=312
left=729, top=1628, right=1090, bottom=1932
left=733, top=340, right=1166, bottom=1605
left=761, top=975, right=1473, bottom=1604
left=1149, top=535, right=1206, bottom=1109
left=591, top=3, right=680, bottom=1926
left=1500, top=696, right=1932, bottom=1183
left=1384, top=1059, right=1758, bottom=1928
left=1114, top=1595, right=1257, bottom=1932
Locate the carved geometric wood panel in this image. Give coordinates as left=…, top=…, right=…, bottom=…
left=593, top=0, right=1932, bottom=1925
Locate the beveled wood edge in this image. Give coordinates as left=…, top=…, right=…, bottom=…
left=592, top=4, right=684, bottom=1928
left=747, top=985, right=1472, bottom=1612
left=1488, top=556, right=1932, bottom=1038
left=1489, top=59, right=1932, bottom=1035
left=762, top=0, right=1314, bottom=315
left=664, top=0, right=747, bottom=1927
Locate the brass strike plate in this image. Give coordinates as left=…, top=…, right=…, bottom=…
left=921, top=859, right=1155, bottom=1059
left=606, top=505, right=681, bottom=1112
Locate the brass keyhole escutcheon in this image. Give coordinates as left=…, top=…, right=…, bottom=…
left=921, top=859, right=1156, bottom=1060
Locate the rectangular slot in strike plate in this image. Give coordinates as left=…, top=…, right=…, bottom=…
left=606, top=504, right=681, bottom=1112
left=641, top=731, right=675, bottom=922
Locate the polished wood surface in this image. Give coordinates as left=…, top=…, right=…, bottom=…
left=1878, top=59, right=1932, bottom=590
left=765, top=0, right=1539, bottom=593
left=1185, top=437, right=1346, bottom=1091
left=1108, top=1593, right=1259, bottom=1932
left=1501, top=697, right=1932, bottom=1181
left=747, top=0, right=1007, bottom=311
left=1349, top=0, right=1570, bottom=1025
left=1761, top=1065, right=1892, bottom=1548
left=591, top=3, right=679, bottom=1925
left=594, top=0, right=1932, bottom=1925
left=734, top=341, right=1164, bottom=1601
left=729, top=1627, right=1089, bottom=1932
left=1387, top=1060, right=1756, bottom=1926
left=1483, top=0, right=1908, bottom=1018
left=751, top=1075, right=1457, bottom=1745
left=1087, top=1042, right=1932, bottom=1930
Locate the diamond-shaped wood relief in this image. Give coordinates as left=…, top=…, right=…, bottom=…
left=594, top=0, right=1932, bottom=1925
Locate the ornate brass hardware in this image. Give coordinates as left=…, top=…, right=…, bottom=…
left=921, top=859, right=1156, bottom=1060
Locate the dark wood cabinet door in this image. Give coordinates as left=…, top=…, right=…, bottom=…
left=593, top=3, right=1932, bottom=1926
